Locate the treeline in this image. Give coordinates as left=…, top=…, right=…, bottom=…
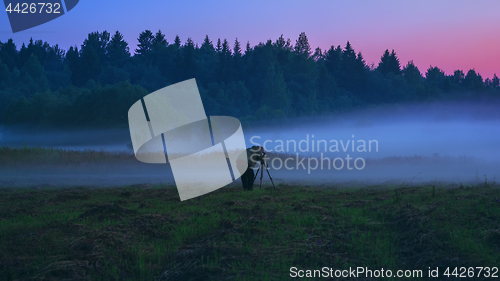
left=0, top=31, right=499, bottom=127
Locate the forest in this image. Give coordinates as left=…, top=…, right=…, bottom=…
left=0, top=30, right=499, bottom=128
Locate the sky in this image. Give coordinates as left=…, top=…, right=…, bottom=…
left=1, top=0, right=499, bottom=78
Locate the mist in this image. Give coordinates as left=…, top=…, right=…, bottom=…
left=1, top=101, right=499, bottom=187
left=244, top=101, right=500, bottom=185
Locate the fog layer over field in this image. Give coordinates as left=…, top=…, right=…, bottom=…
left=1, top=102, right=499, bottom=187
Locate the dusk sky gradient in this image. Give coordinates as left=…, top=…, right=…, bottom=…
left=1, top=0, right=499, bottom=78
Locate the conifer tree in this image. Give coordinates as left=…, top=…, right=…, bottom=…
left=377, top=49, right=400, bottom=75
left=173, top=35, right=181, bottom=48
left=294, top=32, right=311, bottom=59
left=107, top=31, right=130, bottom=67
left=136, top=30, right=154, bottom=57
left=492, top=74, right=499, bottom=88
left=402, top=60, right=422, bottom=84
left=0, top=39, right=17, bottom=70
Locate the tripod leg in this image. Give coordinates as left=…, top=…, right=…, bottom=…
left=265, top=164, right=276, bottom=190
left=260, top=162, right=264, bottom=189
left=253, top=165, right=261, bottom=181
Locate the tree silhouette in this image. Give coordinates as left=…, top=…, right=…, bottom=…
left=324, top=45, right=342, bottom=79
left=107, top=31, right=130, bottom=67
left=65, top=46, right=80, bottom=85
left=197, top=35, right=217, bottom=84
left=153, top=30, right=168, bottom=47
left=402, top=61, right=422, bottom=84
left=78, top=31, right=109, bottom=84
left=173, top=35, right=181, bottom=48
left=492, top=74, right=499, bottom=88
left=339, top=41, right=367, bottom=95
left=180, top=38, right=196, bottom=80
left=377, top=49, right=400, bottom=75
left=312, top=47, right=323, bottom=61
left=216, top=38, right=222, bottom=53
left=294, top=32, right=311, bottom=59
left=452, top=70, right=464, bottom=85
left=0, top=31, right=499, bottom=127
left=136, top=30, right=154, bottom=57
left=463, top=69, right=484, bottom=91
left=426, top=66, right=445, bottom=85
left=232, top=38, right=242, bottom=81
left=217, top=39, right=232, bottom=83
left=233, top=38, right=242, bottom=58
left=273, top=34, right=292, bottom=67
left=0, top=39, right=17, bottom=70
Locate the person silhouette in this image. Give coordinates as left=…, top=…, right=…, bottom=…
left=240, top=145, right=264, bottom=190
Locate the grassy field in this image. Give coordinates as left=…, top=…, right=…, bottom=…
left=0, top=182, right=499, bottom=280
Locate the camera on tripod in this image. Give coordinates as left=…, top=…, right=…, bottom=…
left=240, top=145, right=276, bottom=191
left=252, top=147, right=276, bottom=190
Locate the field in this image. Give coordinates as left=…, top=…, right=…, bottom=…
left=0, top=181, right=499, bottom=280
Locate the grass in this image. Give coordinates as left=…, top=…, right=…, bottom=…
left=0, top=183, right=499, bottom=280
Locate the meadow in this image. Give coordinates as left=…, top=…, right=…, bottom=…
left=0, top=180, right=499, bottom=280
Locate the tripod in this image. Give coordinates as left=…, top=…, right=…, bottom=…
left=253, top=153, right=276, bottom=190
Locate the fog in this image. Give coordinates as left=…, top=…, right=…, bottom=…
left=1, top=101, right=499, bottom=187
left=243, top=101, right=500, bottom=185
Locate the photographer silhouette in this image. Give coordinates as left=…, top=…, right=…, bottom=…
left=240, top=146, right=275, bottom=191
left=240, top=146, right=264, bottom=190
